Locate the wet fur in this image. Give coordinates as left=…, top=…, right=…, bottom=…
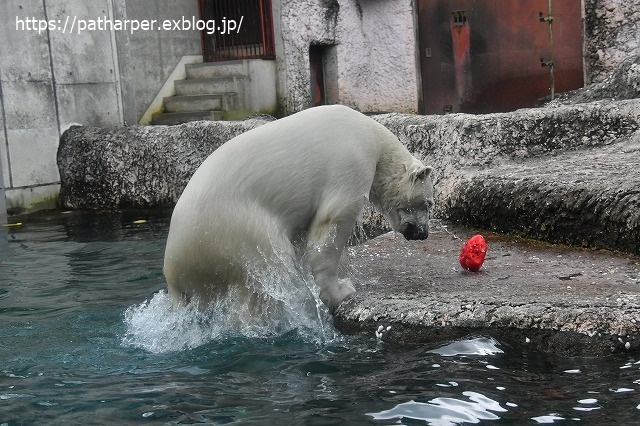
left=163, top=105, right=434, bottom=311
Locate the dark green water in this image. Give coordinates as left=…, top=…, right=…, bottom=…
left=2, top=211, right=640, bottom=425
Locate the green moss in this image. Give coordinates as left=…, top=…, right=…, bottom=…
left=6, top=190, right=60, bottom=216
left=29, top=193, right=59, bottom=212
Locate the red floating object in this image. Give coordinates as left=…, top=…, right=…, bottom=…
left=459, top=234, right=487, bottom=272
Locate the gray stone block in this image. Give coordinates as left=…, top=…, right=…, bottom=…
left=57, top=118, right=269, bottom=210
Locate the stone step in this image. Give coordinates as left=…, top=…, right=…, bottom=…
left=174, top=77, right=239, bottom=96
left=151, top=110, right=227, bottom=125
left=185, top=60, right=247, bottom=79
left=163, top=94, right=237, bottom=113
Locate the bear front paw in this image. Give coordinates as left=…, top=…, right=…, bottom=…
left=319, top=279, right=356, bottom=311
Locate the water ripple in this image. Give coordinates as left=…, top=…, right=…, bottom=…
left=428, top=337, right=504, bottom=357
left=368, top=391, right=508, bottom=425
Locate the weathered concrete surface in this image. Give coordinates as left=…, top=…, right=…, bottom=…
left=372, top=99, right=640, bottom=254
left=584, top=0, right=640, bottom=84
left=443, top=132, right=640, bottom=255
left=374, top=99, right=640, bottom=191
left=58, top=98, right=640, bottom=254
left=335, top=227, right=640, bottom=357
left=547, top=55, right=640, bottom=105
left=57, top=118, right=269, bottom=210
left=274, top=0, right=419, bottom=115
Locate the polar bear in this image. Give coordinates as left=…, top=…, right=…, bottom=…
left=163, top=105, right=433, bottom=311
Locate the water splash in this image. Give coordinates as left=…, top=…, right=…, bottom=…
left=122, top=254, right=339, bottom=353
left=122, top=290, right=218, bottom=353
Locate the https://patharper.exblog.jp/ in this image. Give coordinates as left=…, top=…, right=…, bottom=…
left=15, top=15, right=243, bottom=35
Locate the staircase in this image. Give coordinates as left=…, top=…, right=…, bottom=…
left=151, top=60, right=277, bottom=125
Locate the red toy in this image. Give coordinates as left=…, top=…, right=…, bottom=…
left=459, top=234, right=487, bottom=272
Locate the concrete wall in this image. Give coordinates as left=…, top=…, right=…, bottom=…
left=274, top=0, right=420, bottom=115
left=0, top=0, right=201, bottom=214
left=335, top=0, right=419, bottom=113
left=122, top=0, right=202, bottom=122
left=0, top=0, right=107, bottom=214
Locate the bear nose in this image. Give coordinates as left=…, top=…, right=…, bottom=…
left=403, top=223, right=429, bottom=240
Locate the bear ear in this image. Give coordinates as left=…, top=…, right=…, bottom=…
left=409, top=164, right=432, bottom=183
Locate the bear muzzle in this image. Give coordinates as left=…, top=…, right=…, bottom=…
left=400, top=222, right=429, bottom=240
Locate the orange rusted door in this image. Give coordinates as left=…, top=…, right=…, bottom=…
left=417, top=0, right=583, bottom=114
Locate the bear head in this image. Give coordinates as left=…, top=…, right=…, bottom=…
left=383, top=160, right=434, bottom=241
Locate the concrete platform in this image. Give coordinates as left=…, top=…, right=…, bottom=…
left=334, top=226, right=640, bottom=357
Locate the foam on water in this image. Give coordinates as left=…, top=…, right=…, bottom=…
left=122, top=254, right=339, bottom=353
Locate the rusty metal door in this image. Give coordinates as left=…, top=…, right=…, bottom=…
left=199, top=0, right=275, bottom=62
left=417, top=0, right=583, bottom=114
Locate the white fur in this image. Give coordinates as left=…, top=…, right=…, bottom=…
left=164, top=105, right=433, bottom=310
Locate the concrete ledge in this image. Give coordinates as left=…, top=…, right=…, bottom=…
left=373, top=100, right=640, bottom=190
left=370, top=99, right=640, bottom=254
left=547, top=55, right=640, bottom=106
left=335, top=229, right=640, bottom=357
left=57, top=118, right=269, bottom=210
left=58, top=100, right=640, bottom=254
left=443, top=133, right=640, bottom=255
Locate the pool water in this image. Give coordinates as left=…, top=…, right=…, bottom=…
left=2, top=211, right=640, bottom=425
